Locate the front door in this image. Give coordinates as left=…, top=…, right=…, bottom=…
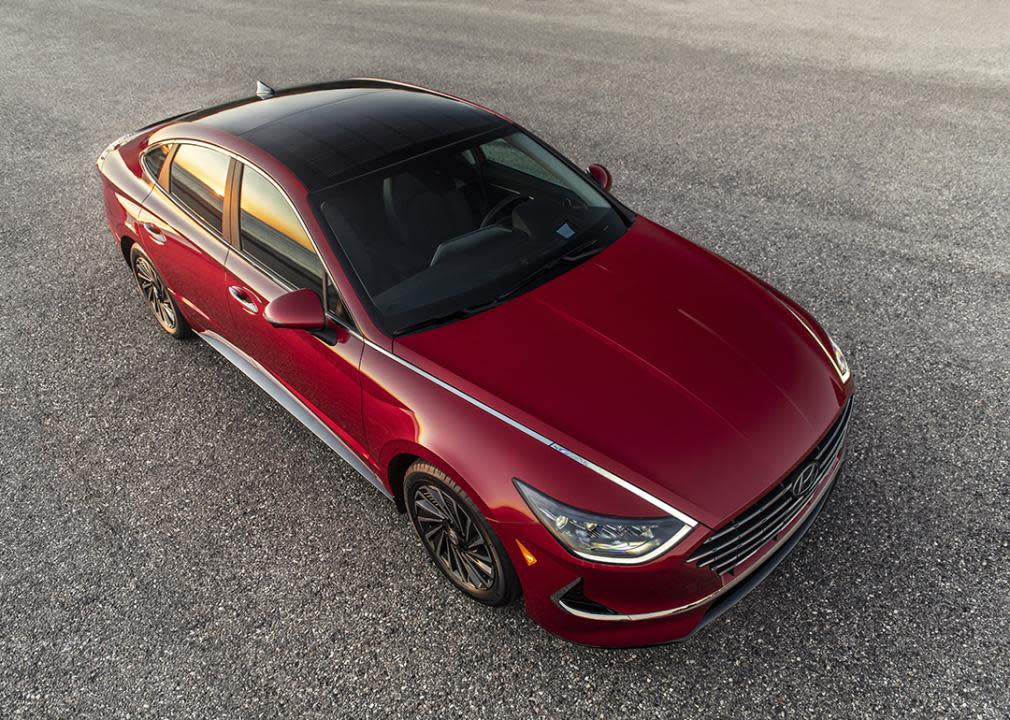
left=221, top=161, right=369, bottom=464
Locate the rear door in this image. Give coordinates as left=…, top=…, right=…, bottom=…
left=138, top=142, right=233, bottom=334
left=221, top=161, right=370, bottom=461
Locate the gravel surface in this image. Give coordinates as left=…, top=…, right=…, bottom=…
left=1, top=1, right=1007, bottom=718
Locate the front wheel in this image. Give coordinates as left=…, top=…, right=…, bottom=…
left=405, top=461, right=520, bottom=606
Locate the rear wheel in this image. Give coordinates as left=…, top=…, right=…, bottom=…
left=130, top=244, right=190, bottom=339
left=405, top=461, right=520, bottom=606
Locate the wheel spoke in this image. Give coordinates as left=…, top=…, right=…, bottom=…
left=460, top=512, right=475, bottom=546
left=463, top=550, right=493, bottom=580
left=446, top=543, right=461, bottom=579
left=415, top=496, right=445, bottom=522
left=416, top=512, right=442, bottom=528
left=455, top=547, right=473, bottom=585
left=448, top=497, right=467, bottom=534
left=430, top=488, right=453, bottom=522
left=435, top=530, right=449, bottom=565
left=459, top=551, right=483, bottom=587
left=423, top=523, right=443, bottom=542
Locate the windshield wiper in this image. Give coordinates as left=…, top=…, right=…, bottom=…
left=493, top=237, right=604, bottom=304
left=394, top=239, right=605, bottom=336
left=393, top=299, right=499, bottom=335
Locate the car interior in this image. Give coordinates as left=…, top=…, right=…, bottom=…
left=319, top=131, right=626, bottom=330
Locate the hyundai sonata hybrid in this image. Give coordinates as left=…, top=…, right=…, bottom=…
left=97, top=79, right=854, bottom=647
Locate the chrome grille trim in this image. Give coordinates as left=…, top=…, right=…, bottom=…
left=687, top=399, right=852, bottom=575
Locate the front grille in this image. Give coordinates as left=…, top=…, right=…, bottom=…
left=687, top=399, right=852, bottom=575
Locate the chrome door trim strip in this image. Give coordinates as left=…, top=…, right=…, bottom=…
left=198, top=330, right=391, bottom=500
left=556, top=455, right=843, bottom=622
left=365, top=338, right=697, bottom=529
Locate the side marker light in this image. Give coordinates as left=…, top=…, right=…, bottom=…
left=516, top=539, right=537, bottom=566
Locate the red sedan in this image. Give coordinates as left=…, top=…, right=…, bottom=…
left=97, top=79, right=854, bottom=647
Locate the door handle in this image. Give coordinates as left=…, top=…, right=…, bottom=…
left=228, top=285, right=259, bottom=314
left=143, top=222, right=167, bottom=244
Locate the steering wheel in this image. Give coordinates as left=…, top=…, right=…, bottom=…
left=479, top=194, right=528, bottom=228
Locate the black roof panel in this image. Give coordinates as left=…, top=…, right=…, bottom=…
left=189, top=82, right=506, bottom=190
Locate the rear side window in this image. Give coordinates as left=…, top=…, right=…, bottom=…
left=170, top=144, right=230, bottom=233
left=143, top=143, right=171, bottom=182
left=238, top=164, right=324, bottom=291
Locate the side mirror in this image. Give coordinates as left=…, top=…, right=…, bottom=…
left=587, top=163, right=612, bottom=191
left=263, top=288, right=326, bottom=330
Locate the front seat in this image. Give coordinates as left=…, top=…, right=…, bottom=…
left=382, top=162, right=481, bottom=261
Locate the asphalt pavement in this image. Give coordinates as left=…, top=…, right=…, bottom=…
left=0, top=1, right=1007, bottom=717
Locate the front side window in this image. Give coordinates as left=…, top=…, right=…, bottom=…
left=169, top=144, right=229, bottom=233
left=238, top=164, right=324, bottom=292
left=317, top=129, right=629, bottom=334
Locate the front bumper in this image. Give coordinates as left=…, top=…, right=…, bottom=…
left=503, top=452, right=845, bottom=648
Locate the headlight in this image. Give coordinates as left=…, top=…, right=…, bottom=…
left=829, top=336, right=851, bottom=383
left=514, top=480, right=692, bottom=564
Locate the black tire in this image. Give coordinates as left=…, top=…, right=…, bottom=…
left=129, top=244, right=191, bottom=339
left=405, top=461, right=520, bottom=607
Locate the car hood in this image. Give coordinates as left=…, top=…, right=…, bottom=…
left=394, top=218, right=848, bottom=527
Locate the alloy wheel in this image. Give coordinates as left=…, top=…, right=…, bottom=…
left=133, top=255, right=178, bottom=332
left=412, top=483, right=497, bottom=592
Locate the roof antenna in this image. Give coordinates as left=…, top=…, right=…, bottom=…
left=255, top=80, right=275, bottom=100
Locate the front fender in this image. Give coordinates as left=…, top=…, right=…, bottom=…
left=359, top=343, right=659, bottom=523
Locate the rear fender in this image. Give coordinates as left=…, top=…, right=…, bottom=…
left=97, top=147, right=152, bottom=251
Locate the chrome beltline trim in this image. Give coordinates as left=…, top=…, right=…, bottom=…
left=366, top=336, right=697, bottom=529
left=198, top=331, right=392, bottom=499
left=557, top=455, right=843, bottom=622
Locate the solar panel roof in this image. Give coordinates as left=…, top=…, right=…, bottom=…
left=188, top=81, right=507, bottom=190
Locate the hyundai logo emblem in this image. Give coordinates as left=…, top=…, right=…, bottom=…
left=790, top=463, right=819, bottom=497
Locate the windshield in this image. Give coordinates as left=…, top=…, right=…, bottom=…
left=317, top=129, right=630, bottom=334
